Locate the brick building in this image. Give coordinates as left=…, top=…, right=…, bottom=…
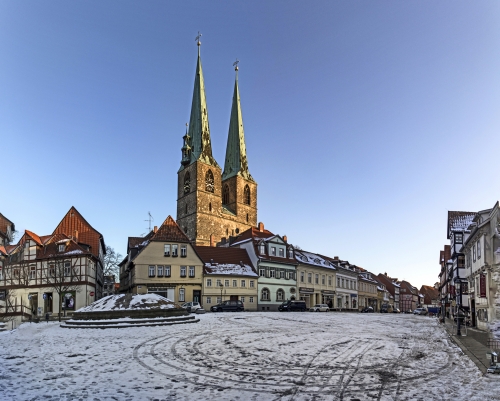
left=176, top=41, right=257, bottom=246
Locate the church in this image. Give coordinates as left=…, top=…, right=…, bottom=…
left=176, top=39, right=257, bottom=246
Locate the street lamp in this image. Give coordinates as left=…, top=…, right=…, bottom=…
left=219, top=282, right=224, bottom=303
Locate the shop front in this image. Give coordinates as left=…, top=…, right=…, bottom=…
left=321, top=290, right=335, bottom=308
left=299, top=287, right=314, bottom=308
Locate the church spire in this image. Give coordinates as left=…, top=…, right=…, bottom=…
left=181, top=32, right=219, bottom=169
left=222, top=60, right=254, bottom=181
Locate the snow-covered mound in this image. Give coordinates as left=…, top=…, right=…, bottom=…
left=76, top=294, right=178, bottom=313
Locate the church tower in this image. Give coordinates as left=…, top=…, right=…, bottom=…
left=176, top=37, right=257, bottom=246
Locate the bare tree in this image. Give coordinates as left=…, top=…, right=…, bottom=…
left=42, top=258, right=81, bottom=322
left=103, top=246, right=122, bottom=280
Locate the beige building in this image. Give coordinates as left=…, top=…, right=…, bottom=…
left=119, top=216, right=203, bottom=305
left=195, top=246, right=258, bottom=311
left=357, top=271, right=379, bottom=310
left=295, top=250, right=337, bottom=308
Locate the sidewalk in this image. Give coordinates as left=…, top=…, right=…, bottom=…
left=441, top=318, right=492, bottom=373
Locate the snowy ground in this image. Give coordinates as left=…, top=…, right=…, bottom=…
left=1, top=313, right=499, bottom=401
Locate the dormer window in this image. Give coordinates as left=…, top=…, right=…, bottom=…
left=455, top=233, right=463, bottom=244
left=58, top=244, right=65, bottom=252
left=259, top=243, right=265, bottom=255
left=288, top=248, right=293, bottom=258
left=271, top=247, right=276, bottom=256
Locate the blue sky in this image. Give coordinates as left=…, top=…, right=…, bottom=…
left=1, top=1, right=499, bottom=289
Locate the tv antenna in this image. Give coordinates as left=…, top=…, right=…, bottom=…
left=145, top=212, right=154, bottom=232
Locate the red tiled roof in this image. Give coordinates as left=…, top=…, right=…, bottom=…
left=25, top=230, right=43, bottom=246
left=195, top=246, right=254, bottom=267
left=0, top=245, right=7, bottom=256
left=37, top=237, right=92, bottom=260
left=151, top=216, right=190, bottom=243
left=236, top=225, right=274, bottom=242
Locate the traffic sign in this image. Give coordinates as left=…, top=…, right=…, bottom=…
left=89, top=292, right=95, bottom=296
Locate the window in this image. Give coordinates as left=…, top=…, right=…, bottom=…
left=223, top=185, right=229, bottom=205
left=189, top=266, right=195, bottom=277
left=455, top=233, right=463, bottom=244
left=165, top=266, right=171, bottom=277
left=232, top=279, right=237, bottom=287
left=49, top=264, right=55, bottom=277
left=216, top=297, right=221, bottom=304
left=279, top=248, right=284, bottom=257
left=315, top=274, right=319, bottom=284
left=180, top=266, right=186, bottom=277
left=288, top=248, right=293, bottom=258
left=179, top=288, right=185, bottom=302
left=206, top=297, right=211, bottom=304
left=473, top=245, right=476, bottom=262
left=271, top=247, right=276, bottom=256
left=342, top=279, right=345, bottom=288
left=276, top=289, right=285, bottom=301
left=30, top=266, right=36, bottom=280
left=58, top=244, right=65, bottom=252
left=244, top=185, right=250, bottom=205
left=225, top=279, right=230, bottom=287
left=64, top=262, right=71, bottom=277
left=261, top=288, right=270, bottom=301
left=337, top=277, right=340, bottom=287
left=206, top=278, right=212, bottom=287
left=183, top=172, right=190, bottom=194
left=259, top=243, right=265, bottom=255
left=308, top=273, right=312, bottom=283
left=157, top=265, right=164, bottom=277
left=477, top=240, right=481, bottom=259
left=181, top=245, right=187, bottom=257
left=322, top=275, right=325, bottom=285
left=13, top=269, right=20, bottom=278
left=216, top=279, right=222, bottom=287
left=149, top=265, right=155, bottom=277
left=328, top=276, right=332, bottom=286
left=269, top=270, right=275, bottom=278
left=241, top=296, right=245, bottom=303
left=164, top=245, right=170, bottom=257
left=279, top=270, right=285, bottom=279
left=300, top=272, right=305, bottom=283
left=249, top=280, right=254, bottom=288
left=172, top=245, right=178, bottom=257
left=205, top=170, right=215, bottom=193
left=241, top=279, right=246, bottom=287
left=249, top=296, right=254, bottom=303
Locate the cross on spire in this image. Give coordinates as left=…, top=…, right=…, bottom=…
left=233, top=58, right=239, bottom=71
left=195, top=31, right=202, bottom=46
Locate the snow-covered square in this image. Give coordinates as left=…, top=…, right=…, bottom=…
left=1, top=313, right=499, bottom=401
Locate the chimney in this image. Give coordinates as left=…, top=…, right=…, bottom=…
left=210, top=234, right=215, bottom=247
left=258, top=222, right=264, bottom=232
left=333, top=256, right=339, bottom=261
left=153, top=226, right=158, bottom=233
left=283, top=235, right=287, bottom=243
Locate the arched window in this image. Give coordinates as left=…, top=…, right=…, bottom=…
left=205, top=170, right=214, bottom=193
left=244, top=185, right=250, bottom=205
left=183, top=172, right=190, bottom=194
left=276, top=288, right=285, bottom=302
left=222, top=184, right=229, bottom=205
left=261, top=288, right=270, bottom=301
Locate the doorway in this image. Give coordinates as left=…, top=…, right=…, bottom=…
left=29, top=293, right=38, bottom=316
left=230, top=295, right=238, bottom=301
left=44, top=293, right=53, bottom=313
left=193, top=290, right=201, bottom=304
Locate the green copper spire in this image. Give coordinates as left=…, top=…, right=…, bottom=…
left=222, top=62, right=254, bottom=181
left=181, top=34, right=219, bottom=169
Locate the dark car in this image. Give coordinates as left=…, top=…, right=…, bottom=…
left=360, top=307, right=374, bottom=313
left=210, top=300, right=244, bottom=312
left=380, top=308, right=388, bottom=313
left=392, top=308, right=401, bottom=313
left=278, top=300, right=307, bottom=312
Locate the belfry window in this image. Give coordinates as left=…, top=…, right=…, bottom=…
left=223, top=185, right=229, bottom=205
left=184, top=172, right=190, bottom=194
left=244, top=185, right=250, bottom=205
left=205, top=170, right=215, bottom=193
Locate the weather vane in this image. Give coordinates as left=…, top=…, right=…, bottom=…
left=233, top=58, right=239, bottom=71
left=195, top=31, right=202, bottom=46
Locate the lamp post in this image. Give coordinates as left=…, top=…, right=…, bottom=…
left=219, top=282, right=224, bottom=303
left=454, top=276, right=462, bottom=336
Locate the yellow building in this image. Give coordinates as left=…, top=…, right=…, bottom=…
left=357, top=271, right=379, bottom=310
left=119, top=216, right=203, bottom=305
left=195, top=246, right=259, bottom=311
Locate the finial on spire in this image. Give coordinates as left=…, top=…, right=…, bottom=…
left=233, top=58, right=239, bottom=71
left=195, top=31, right=202, bottom=46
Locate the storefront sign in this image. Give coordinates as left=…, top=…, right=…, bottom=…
left=480, top=274, right=486, bottom=298
left=321, top=290, right=336, bottom=295
left=299, top=287, right=314, bottom=294
left=350, top=294, right=357, bottom=297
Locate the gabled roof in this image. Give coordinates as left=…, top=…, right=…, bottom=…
left=195, top=246, right=257, bottom=276
left=236, top=225, right=274, bottom=242
left=447, top=211, right=476, bottom=239
left=25, top=230, right=43, bottom=246
left=294, top=249, right=336, bottom=270
left=37, top=236, right=92, bottom=260
left=0, top=213, right=15, bottom=238
left=151, top=216, right=190, bottom=243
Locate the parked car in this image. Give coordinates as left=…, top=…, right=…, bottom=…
left=310, top=304, right=329, bottom=312
left=392, top=308, right=401, bottom=313
left=210, top=300, right=244, bottom=312
left=487, top=365, right=500, bottom=374
left=413, top=308, right=428, bottom=316
left=360, top=307, right=374, bottom=313
left=181, top=302, right=202, bottom=313
left=278, top=300, right=307, bottom=312
left=403, top=309, right=413, bottom=314
left=380, top=308, right=388, bottom=313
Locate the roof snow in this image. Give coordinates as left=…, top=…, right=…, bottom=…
left=450, top=213, right=476, bottom=232
left=204, top=263, right=258, bottom=276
